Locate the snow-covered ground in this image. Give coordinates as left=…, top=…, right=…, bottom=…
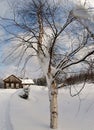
left=0, top=84, right=94, bottom=130
left=0, top=89, right=16, bottom=130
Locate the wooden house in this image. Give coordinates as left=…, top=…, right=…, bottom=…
left=3, top=75, right=22, bottom=89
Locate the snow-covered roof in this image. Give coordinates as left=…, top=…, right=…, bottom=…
left=21, top=79, right=34, bottom=85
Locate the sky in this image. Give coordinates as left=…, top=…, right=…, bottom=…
left=0, top=0, right=41, bottom=79
left=0, top=0, right=94, bottom=79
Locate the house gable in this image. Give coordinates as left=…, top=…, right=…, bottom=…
left=3, top=75, right=22, bottom=83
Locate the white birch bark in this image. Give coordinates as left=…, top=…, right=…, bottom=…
left=39, top=60, right=58, bottom=129
left=50, top=80, right=58, bottom=129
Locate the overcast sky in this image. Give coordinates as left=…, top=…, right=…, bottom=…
left=0, top=0, right=94, bottom=79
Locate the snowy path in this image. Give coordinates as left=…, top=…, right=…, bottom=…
left=0, top=89, right=16, bottom=130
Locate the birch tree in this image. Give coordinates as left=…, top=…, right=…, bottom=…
left=0, top=0, right=94, bottom=129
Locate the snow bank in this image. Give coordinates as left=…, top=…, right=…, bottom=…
left=10, top=84, right=94, bottom=130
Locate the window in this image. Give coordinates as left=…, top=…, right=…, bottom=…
left=11, top=83, right=14, bottom=88
left=16, top=83, right=19, bottom=88
left=6, top=83, right=9, bottom=88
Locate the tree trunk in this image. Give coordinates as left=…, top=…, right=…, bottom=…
left=50, top=80, right=58, bottom=129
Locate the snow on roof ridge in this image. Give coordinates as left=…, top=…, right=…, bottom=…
left=21, top=78, right=34, bottom=84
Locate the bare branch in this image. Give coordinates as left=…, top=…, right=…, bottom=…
left=69, top=80, right=86, bottom=97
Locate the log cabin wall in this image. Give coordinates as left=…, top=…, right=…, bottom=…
left=3, top=75, right=22, bottom=89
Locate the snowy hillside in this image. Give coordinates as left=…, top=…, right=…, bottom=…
left=0, top=84, right=93, bottom=130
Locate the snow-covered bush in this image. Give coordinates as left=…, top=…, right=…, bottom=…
left=19, top=86, right=30, bottom=99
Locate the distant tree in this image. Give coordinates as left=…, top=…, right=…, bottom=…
left=0, top=79, right=3, bottom=88
left=34, top=77, right=47, bottom=86
left=0, top=0, right=94, bottom=129
left=86, top=59, right=94, bottom=73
